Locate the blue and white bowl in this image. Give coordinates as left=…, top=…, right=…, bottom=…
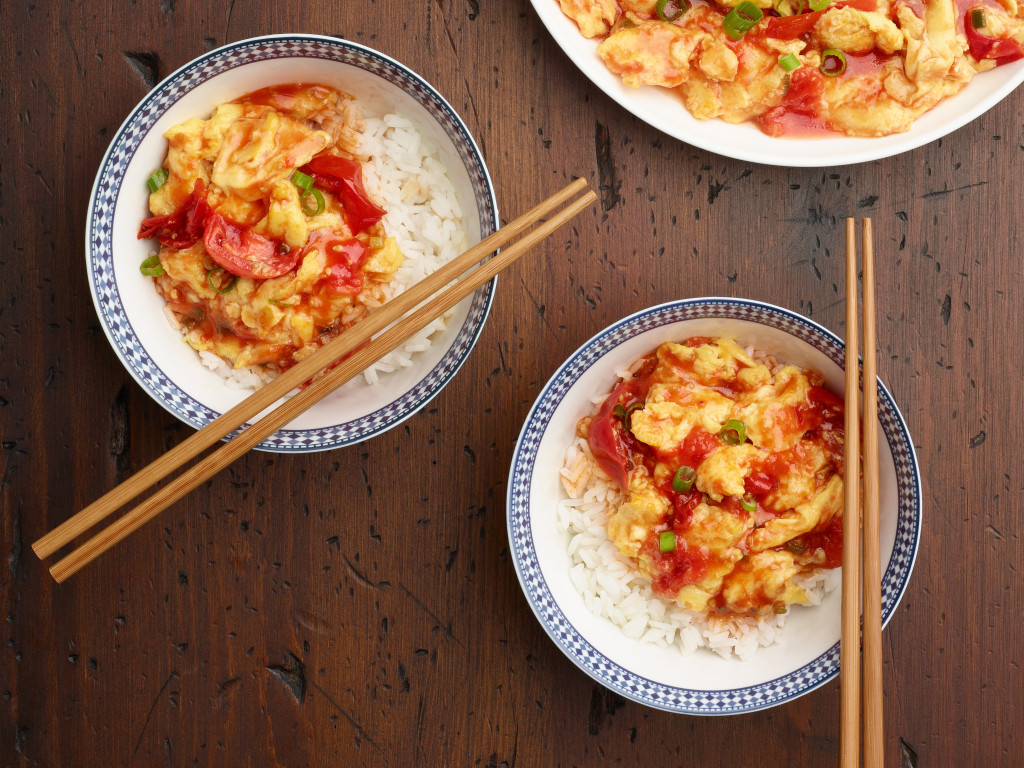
left=87, top=34, right=498, bottom=452
left=507, top=298, right=922, bottom=715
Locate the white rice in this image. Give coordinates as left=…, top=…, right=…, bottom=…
left=210, top=112, right=467, bottom=391
left=558, top=412, right=839, bottom=661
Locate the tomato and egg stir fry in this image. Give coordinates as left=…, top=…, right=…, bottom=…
left=584, top=338, right=845, bottom=616
left=559, top=0, right=1024, bottom=136
left=137, top=84, right=403, bottom=372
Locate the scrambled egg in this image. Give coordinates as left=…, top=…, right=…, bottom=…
left=560, top=0, right=1024, bottom=136
left=592, top=338, right=845, bottom=616
left=143, top=84, right=403, bottom=371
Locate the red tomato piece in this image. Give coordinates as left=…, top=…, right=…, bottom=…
left=202, top=213, right=296, bottom=279
left=300, top=155, right=386, bottom=234
left=587, top=381, right=639, bottom=490
left=757, top=67, right=826, bottom=136
left=965, top=14, right=1024, bottom=64
left=320, top=237, right=368, bottom=295
left=137, top=179, right=212, bottom=249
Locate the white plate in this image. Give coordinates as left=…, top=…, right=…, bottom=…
left=87, top=35, right=498, bottom=452
left=507, top=298, right=922, bottom=714
left=530, top=0, right=1024, bottom=165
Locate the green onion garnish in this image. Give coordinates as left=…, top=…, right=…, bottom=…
left=269, top=297, right=297, bottom=308
left=300, top=188, right=325, bottom=217
left=206, top=267, right=237, bottom=294
left=656, top=0, right=689, bottom=21
left=820, top=48, right=847, bottom=76
left=740, top=495, right=757, bottom=513
left=970, top=8, right=986, bottom=27
left=773, top=604, right=788, bottom=614
left=290, top=169, right=314, bottom=191
left=613, top=404, right=626, bottom=421
left=659, top=531, right=676, bottom=553
left=719, top=419, right=747, bottom=445
left=785, top=538, right=808, bottom=555
left=723, top=1, right=763, bottom=41
left=140, top=254, right=164, bottom=277
left=146, top=169, right=168, bottom=193
left=808, top=0, right=832, bottom=11
left=779, top=53, right=801, bottom=72
left=672, top=465, right=696, bottom=493
left=623, top=402, right=644, bottom=428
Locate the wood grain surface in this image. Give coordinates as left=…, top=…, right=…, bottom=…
left=2, top=1, right=1022, bottom=766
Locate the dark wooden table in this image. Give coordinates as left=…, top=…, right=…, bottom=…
left=3, top=2, right=1022, bottom=766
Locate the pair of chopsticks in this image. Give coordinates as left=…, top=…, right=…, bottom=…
left=840, top=218, right=883, bottom=768
left=33, top=178, right=597, bottom=583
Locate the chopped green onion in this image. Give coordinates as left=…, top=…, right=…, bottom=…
left=719, top=419, right=747, bottom=445
left=140, top=254, right=164, bottom=277
left=300, top=188, right=325, bottom=217
left=659, top=531, right=676, bottom=553
left=269, top=297, right=297, bottom=308
left=785, top=538, right=808, bottom=555
left=723, top=1, right=763, bottom=41
left=672, top=465, right=696, bottom=493
left=970, top=7, right=986, bottom=27
left=656, top=0, right=689, bottom=21
left=613, top=404, right=626, bottom=421
left=808, top=0, right=832, bottom=11
left=206, top=267, right=238, bottom=294
left=819, top=48, right=847, bottom=76
left=623, top=402, right=644, bottom=428
left=146, top=169, right=168, bottom=193
left=773, top=603, right=788, bottom=615
left=290, top=169, right=314, bottom=191
left=740, top=495, right=757, bottom=513
left=779, top=53, right=801, bottom=72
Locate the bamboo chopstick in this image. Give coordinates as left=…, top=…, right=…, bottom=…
left=860, top=219, right=883, bottom=768
left=840, top=218, right=862, bottom=768
left=840, top=217, right=883, bottom=768
left=35, top=179, right=597, bottom=581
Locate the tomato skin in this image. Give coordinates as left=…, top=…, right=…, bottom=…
left=202, top=213, right=297, bottom=278
left=300, top=156, right=386, bottom=233
left=137, top=179, right=212, bottom=249
left=587, top=380, right=647, bottom=490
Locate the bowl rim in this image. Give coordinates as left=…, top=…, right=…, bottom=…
left=528, top=0, right=1024, bottom=167
left=85, top=33, right=499, bottom=452
left=506, top=296, right=923, bottom=714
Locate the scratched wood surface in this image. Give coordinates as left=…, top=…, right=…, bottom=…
left=2, top=1, right=1022, bottom=766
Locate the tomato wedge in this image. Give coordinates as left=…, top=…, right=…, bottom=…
left=202, top=214, right=296, bottom=279
left=137, top=178, right=212, bottom=249
left=587, top=381, right=639, bottom=490
left=299, top=155, right=386, bottom=234
left=965, top=12, right=1024, bottom=64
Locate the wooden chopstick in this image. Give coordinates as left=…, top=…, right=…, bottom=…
left=860, top=219, right=883, bottom=768
left=840, top=217, right=883, bottom=767
left=35, top=179, right=597, bottom=581
left=840, top=218, right=862, bottom=768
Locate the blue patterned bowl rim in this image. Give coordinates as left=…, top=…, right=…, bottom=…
left=506, top=297, right=922, bottom=715
left=86, top=34, right=498, bottom=452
